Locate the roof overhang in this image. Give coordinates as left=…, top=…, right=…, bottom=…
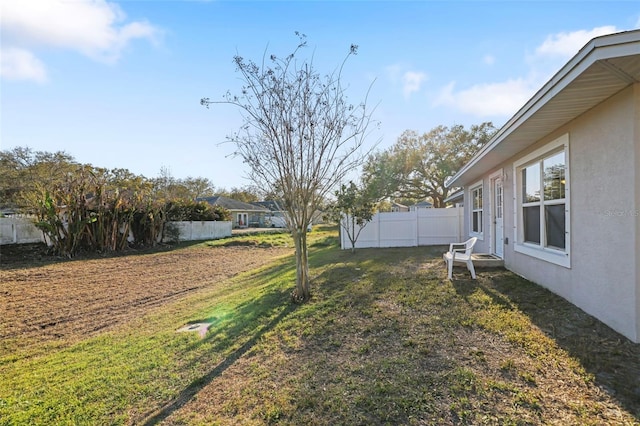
left=447, top=29, right=640, bottom=188
left=443, top=189, right=464, bottom=204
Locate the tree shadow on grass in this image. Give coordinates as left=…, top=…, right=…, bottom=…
left=141, top=292, right=298, bottom=425
left=140, top=243, right=336, bottom=424
left=451, top=272, right=640, bottom=420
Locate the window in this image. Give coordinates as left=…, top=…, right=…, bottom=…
left=470, top=183, right=483, bottom=235
left=514, top=134, right=570, bottom=267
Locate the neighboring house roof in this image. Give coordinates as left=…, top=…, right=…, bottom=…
left=391, top=202, right=407, bottom=208
left=252, top=200, right=284, bottom=212
left=443, top=190, right=464, bottom=205
left=411, top=201, right=433, bottom=208
left=447, top=29, right=640, bottom=188
left=198, top=196, right=269, bottom=212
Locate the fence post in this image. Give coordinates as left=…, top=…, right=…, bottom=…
left=414, top=209, right=419, bottom=246
left=457, top=205, right=463, bottom=243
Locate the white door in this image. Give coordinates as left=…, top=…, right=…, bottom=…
left=237, top=213, right=248, bottom=228
left=493, top=177, right=504, bottom=258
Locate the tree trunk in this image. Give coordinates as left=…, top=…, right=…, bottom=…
left=292, top=229, right=311, bottom=302
left=350, top=215, right=357, bottom=254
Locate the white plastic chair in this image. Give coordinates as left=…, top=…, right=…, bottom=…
left=444, top=237, right=478, bottom=280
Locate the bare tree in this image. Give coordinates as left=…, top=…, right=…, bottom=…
left=201, top=33, right=378, bottom=302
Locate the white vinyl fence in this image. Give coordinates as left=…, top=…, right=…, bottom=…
left=0, top=216, right=232, bottom=245
left=340, top=207, right=464, bottom=250
left=169, top=221, right=232, bottom=241
left=0, top=216, right=44, bottom=245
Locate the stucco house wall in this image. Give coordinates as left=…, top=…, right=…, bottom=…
left=449, top=30, right=640, bottom=343
left=562, top=86, right=636, bottom=338
left=635, top=83, right=640, bottom=344
left=461, top=84, right=639, bottom=342
left=500, top=86, right=637, bottom=341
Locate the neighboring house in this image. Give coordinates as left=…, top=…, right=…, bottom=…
left=391, top=202, right=409, bottom=212
left=252, top=200, right=285, bottom=213
left=252, top=200, right=319, bottom=229
left=408, top=200, right=433, bottom=211
left=198, top=196, right=269, bottom=228
left=252, top=200, right=287, bottom=227
left=446, top=30, right=640, bottom=342
left=443, top=190, right=464, bottom=208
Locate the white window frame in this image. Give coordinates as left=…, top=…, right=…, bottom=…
left=513, top=134, right=570, bottom=268
left=469, top=181, right=484, bottom=239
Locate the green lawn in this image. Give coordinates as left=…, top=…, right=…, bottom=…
left=1, top=227, right=638, bottom=425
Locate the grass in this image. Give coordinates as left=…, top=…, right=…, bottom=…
left=1, top=255, right=298, bottom=425
left=1, top=226, right=639, bottom=425
left=207, top=230, right=296, bottom=248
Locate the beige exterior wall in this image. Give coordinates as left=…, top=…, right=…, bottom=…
left=466, top=85, right=639, bottom=342
left=635, top=83, right=640, bottom=343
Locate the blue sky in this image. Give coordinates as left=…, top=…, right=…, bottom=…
left=2, top=1, right=639, bottom=190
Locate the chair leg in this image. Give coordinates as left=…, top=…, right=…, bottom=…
left=467, top=260, right=476, bottom=279
left=447, top=258, right=454, bottom=280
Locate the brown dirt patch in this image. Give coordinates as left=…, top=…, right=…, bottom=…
left=0, top=243, right=292, bottom=351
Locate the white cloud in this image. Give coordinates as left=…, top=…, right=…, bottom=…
left=434, top=26, right=621, bottom=119
left=534, top=26, right=618, bottom=58
left=1, top=0, right=160, bottom=82
left=402, top=71, right=428, bottom=99
left=385, top=64, right=428, bottom=99
left=0, top=47, right=47, bottom=83
left=435, top=78, right=534, bottom=117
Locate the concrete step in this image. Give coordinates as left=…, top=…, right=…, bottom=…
left=471, top=253, right=504, bottom=268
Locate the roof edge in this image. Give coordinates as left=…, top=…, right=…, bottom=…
left=447, top=29, right=640, bottom=188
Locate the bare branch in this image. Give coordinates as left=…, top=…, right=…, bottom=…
left=201, top=35, right=379, bottom=301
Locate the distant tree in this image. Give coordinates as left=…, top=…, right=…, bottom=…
left=360, top=150, right=405, bottom=203
left=375, top=199, right=392, bottom=212
left=1, top=147, right=238, bottom=255
left=165, top=200, right=230, bottom=221
left=104, top=168, right=152, bottom=195
left=227, top=185, right=261, bottom=203
left=202, top=33, right=378, bottom=301
left=152, top=166, right=185, bottom=201
left=151, top=168, right=218, bottom=202
left=32, top=165, right=163, bottom=256
left=326, top=181, right=375, bottom=253
left=0, top=147, right=78, bottom=209
left=362, top=123, right=497, bottom=208
left=182, top=177, right=216, bottom=200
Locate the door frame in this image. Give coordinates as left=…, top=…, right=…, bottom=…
left=489, top=170, right=505, bottom=258
left=237, top=212, right=248, bottom=228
